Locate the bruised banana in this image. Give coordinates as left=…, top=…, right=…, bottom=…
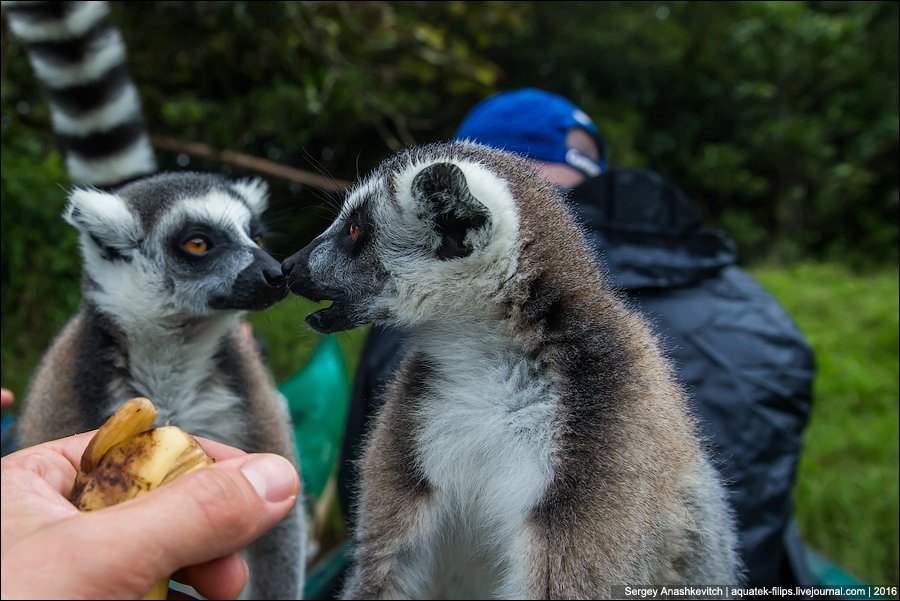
left=69, top=397, right=215, bottom=600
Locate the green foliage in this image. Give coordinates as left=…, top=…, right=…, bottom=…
left=244, top=296, right=369, bottom=386
left=494, top=1, right=899, bottom=266
left=752, top=262, right=899, bottom=588
left=0, top=108, right=80, bottom=402
left=104, top=1, right=531, bottom=257
left=3, top=2, right=896, bottom=264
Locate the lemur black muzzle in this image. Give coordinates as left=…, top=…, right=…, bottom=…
left=282, top=240, right=358, bottom=334
left=282, top=241, right=318, bottom=298
left=281, top=238, right=347, bottom=301
left=208, top=247, right=288, bottom=311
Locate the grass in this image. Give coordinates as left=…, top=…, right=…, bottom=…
left=750, top=262, right=899, bottom=590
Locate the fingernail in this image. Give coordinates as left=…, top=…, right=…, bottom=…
left=240, top=455, right=297, bottom=503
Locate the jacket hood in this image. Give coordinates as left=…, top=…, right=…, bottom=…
left=567, top=167, right=737, bottom=290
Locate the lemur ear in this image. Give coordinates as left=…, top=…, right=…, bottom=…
left=411, top=162, right=492, bottom=260
left=64, top=188, right=141, bottom=260
left=232, top=177, right=270, bottom=216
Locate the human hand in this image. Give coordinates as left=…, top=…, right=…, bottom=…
left=1, top=388, right=13, bottom=409
left=1, top=431, right=300, bottom=599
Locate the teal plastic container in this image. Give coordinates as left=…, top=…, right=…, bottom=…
left=279, top=335, right=352, bottom=501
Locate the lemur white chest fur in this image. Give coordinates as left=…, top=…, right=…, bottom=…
left=413, top=328, right=560, bottom=598
left=414, top=327, right=558, bottom=519
left=104, top=314, right=247, bottom=445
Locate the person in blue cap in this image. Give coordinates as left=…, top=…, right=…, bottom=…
left=336, top=88, right=816, bottom=591
left=454, top=87, right=608, bottom=186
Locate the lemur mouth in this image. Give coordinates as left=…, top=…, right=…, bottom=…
left=282, top=246, right=359, bottom=333
left=306, top=300, right=357, bottom=334
left=282, top=270, right=356, bottom=333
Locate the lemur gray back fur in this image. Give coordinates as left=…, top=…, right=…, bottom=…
left=284, top=141, right=741, bottom=599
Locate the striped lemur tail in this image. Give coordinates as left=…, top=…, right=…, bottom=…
left=3, top=0, right=156, bottom=188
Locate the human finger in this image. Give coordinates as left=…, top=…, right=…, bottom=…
left=171, top=553, right=248, bottom=600
left=11, top=429, right=247, bottom=488
left=1, top=440, right=83, bottom=544
left=0, top=430, right=251, bottom=547
left=192, top=436, right=249, bottom=462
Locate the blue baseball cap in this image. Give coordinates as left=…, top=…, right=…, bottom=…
left=453, top=88, right=607, bottom=176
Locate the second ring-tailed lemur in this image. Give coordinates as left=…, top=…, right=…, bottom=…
left=5, top=3, right=306, bottom=598
left=283, top=142, right=742, bottom=599
left=17, top=172, right=306, bottom=600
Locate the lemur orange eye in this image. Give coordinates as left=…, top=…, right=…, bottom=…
left=349, top=222, right=360, bottom=242
left=254, top=236, right=264, bottom=248
left=184, top=238, right=208, bottom=254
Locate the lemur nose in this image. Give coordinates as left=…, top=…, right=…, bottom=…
left=282, top=244, right=313, bottom=281
left=264, top=266, right=285, bottom=288
left=281, top=258, right=295, bottom=278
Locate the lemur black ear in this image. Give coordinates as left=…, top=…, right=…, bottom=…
left=411, top=162, right=492, bottom=260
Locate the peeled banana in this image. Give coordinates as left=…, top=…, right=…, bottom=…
left=69, top=397, right=215, bottom=600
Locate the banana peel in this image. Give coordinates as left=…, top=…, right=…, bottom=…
left=69, top=397, right=215, bottom=599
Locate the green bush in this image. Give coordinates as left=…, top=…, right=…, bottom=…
left=4, top=2, right=897, bottom=265
left=244, top=297, right=370, bottom=385
left=1, top=109, right=80, bottom=401
left=497, top=1, right=899, bottom=267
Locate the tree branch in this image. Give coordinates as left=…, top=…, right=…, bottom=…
left=149, top=135, right=351, bottom=193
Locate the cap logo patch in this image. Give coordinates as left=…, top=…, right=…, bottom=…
left=566, top=148, right=601, bottom=177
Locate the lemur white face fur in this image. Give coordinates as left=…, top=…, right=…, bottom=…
left=66, top=172, right=286, bottom=328
left=282, top=141, right=528, bottom=333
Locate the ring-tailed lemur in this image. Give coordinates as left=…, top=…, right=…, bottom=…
left=5, top=3, right=306, bottom=598
left=283, top=141, right=742, bottom=599
left=17, top=173, right=306, bottom=599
